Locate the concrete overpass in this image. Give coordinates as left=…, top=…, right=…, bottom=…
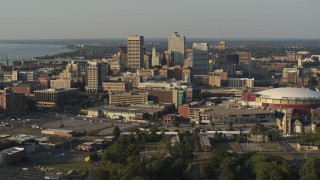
left=7, top=58, right=91, bottom=66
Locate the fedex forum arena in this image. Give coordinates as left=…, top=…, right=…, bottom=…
left=242, top=87, right=320, bottom=114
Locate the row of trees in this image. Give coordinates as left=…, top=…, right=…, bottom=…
left=200, top=148, right=320, bottom=180
left=89, top=133, right=194, bottom=180
left=200, top=149, right=294, bottom=180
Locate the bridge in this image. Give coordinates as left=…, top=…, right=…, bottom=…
left=0, top=58, right=91, bottom=66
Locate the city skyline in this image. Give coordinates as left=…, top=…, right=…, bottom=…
left=0, top=0, right=319, bottom=40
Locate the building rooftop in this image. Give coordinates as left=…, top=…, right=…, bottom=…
left=0, top=147, right=24, bottom=155
left=209, top=106, right=273, bottom=116
left=42, top=129, right=74, bottom=134
left=257, top=87, right=320, bottom=100
left=34, top=88, right=78, bottom=92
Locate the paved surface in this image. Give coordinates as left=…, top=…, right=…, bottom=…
left=29, top=148, right=89, bottom=164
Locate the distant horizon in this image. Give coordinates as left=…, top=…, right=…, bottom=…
left=1, top=37, right=320, bottom=41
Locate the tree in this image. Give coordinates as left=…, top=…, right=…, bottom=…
left=248, top=154, right=293, bottom=180
left=200, top=162, right=215, bottom=179
left=89, top=152, right=98, bottom=163
left=26, top=98, right=37, bottom=110
left=314, top=126, right=320, bottom=141
left=251, top=123, right=267, bottom=134
left=300, top=158, right=320, bottom=180
left=0, top=139, right=19, bottom=151
left=102, top=143, right=139, bottom=164
left=211, top=122, right=215, bottom=130
left=191, top=121, right=195, bottom=127
left=89, top=168, right=109, bottom=180
left=228, top=122, right=234, bottom=130
left=173, top=121, right=179, bottom=127
left=112, top=126, right=121, bottom=138
left=219, top=157, right=236, bottom=180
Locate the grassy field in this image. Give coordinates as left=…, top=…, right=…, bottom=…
left=259, top=143, right=282, bottom=151
left=3, top=127, right=41, bottom=135
left=78, top=135, right=100, bottom=142
left=213, top=142, right=243, bottom=152
left=137, top=142, right=167, bottom=156
left=280, top=154, right=296, bottom=161
left=44, top=158, right=92, bottom=174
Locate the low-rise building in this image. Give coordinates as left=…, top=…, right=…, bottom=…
left=178, top=104, right=190, bottom=119
left=38, top=137, right=79, bottom=150
left=0, top=167, right=44, bottom=179
left=189, top=105, right=274, bottom=125
left=50, top=79, right=74, bottom=89
left=10, top=83, right=45, bottom=96
left=148, top=89, right=186, bottom=107
left=121, top=72, right=142, bottom=88
left=137, top=69, right=159, bottom=81
left=250, top=133, right=269, bottom=143
left=199, top=135, right=211, bottom=151
left=81, top=106, right=158, bottom=121
left=171, top=135, right=180, bottom=146
left=102, top=81, right=132, bottom=92
left=76, top=142, right=101, bottom=152
left=0, top=89, right=25, bottom=114
left=228, top=78, right=254, bottom=88
left=34, top=88, right=79, bottom=105
left=297, top=143, right=319, bottom=151
left=0, top=147, right=26, bottom=166
left=41, top=129, right=74, bottom=137
left=109, top=92, right=148, bottom=105
left=163, top=114, right=181, bottom=123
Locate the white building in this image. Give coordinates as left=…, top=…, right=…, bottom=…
left=168, top=32, right=185, bottom=65
left=228, top=78, right=254, bottom=88
left=151, top=47, right=160, bottom=67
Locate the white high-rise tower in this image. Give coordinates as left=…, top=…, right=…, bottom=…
left=151, top=47, right=160, bottom=67
left=168, top=32, right=185, bottom=66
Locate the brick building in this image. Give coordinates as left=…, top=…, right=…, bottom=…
left=0, top=89, right=25, bottom=114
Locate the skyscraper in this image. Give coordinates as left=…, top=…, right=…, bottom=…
left=59, top=61, right=79, bottom=79
left=219, top=40, right=226, bottom=51
left=118, top=45, right=128, bottom=70
left=168, top=32, right=185, bottom=66
left=85, top=61, right=107, bottom=92
left=151, top=47, right=160, bottom=67
left=127, top=35, right=144, bottom=72
left=192, top=43, right=209, bottom=75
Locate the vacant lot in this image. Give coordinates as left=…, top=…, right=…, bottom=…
left=240, top=143, right=282, bottom=152
left=213, top=142, right=243, bottom=152
left=3, top=127, right=41, bottom=135
left=137, top=142, right=166, bottom=157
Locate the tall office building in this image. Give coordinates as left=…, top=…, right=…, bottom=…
left=127, top=35, right=144, bottom=72
left=85, top=61, right=108, bottom=92
left=151, top=47, right=160, bottom=67
left=219, top=40, right=227, bottom=51
left=192, top=43, right=209, bottom=75
left=0, top=89, right=25, bottom=114
left=237, top=52, right=251, bottom=64
left=168, top=32, right=185, bottom=66
left=59, top=61, right=79, bottom=79
left=118, top=45, right=128, bottom=70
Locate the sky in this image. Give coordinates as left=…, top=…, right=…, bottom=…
left=0, top=0, right=319, bottom=40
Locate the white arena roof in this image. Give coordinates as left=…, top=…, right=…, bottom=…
left=257, top=88, right=320, bottom=100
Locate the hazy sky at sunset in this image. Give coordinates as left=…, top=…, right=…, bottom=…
left=0, top=0, right=319, bottom=39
